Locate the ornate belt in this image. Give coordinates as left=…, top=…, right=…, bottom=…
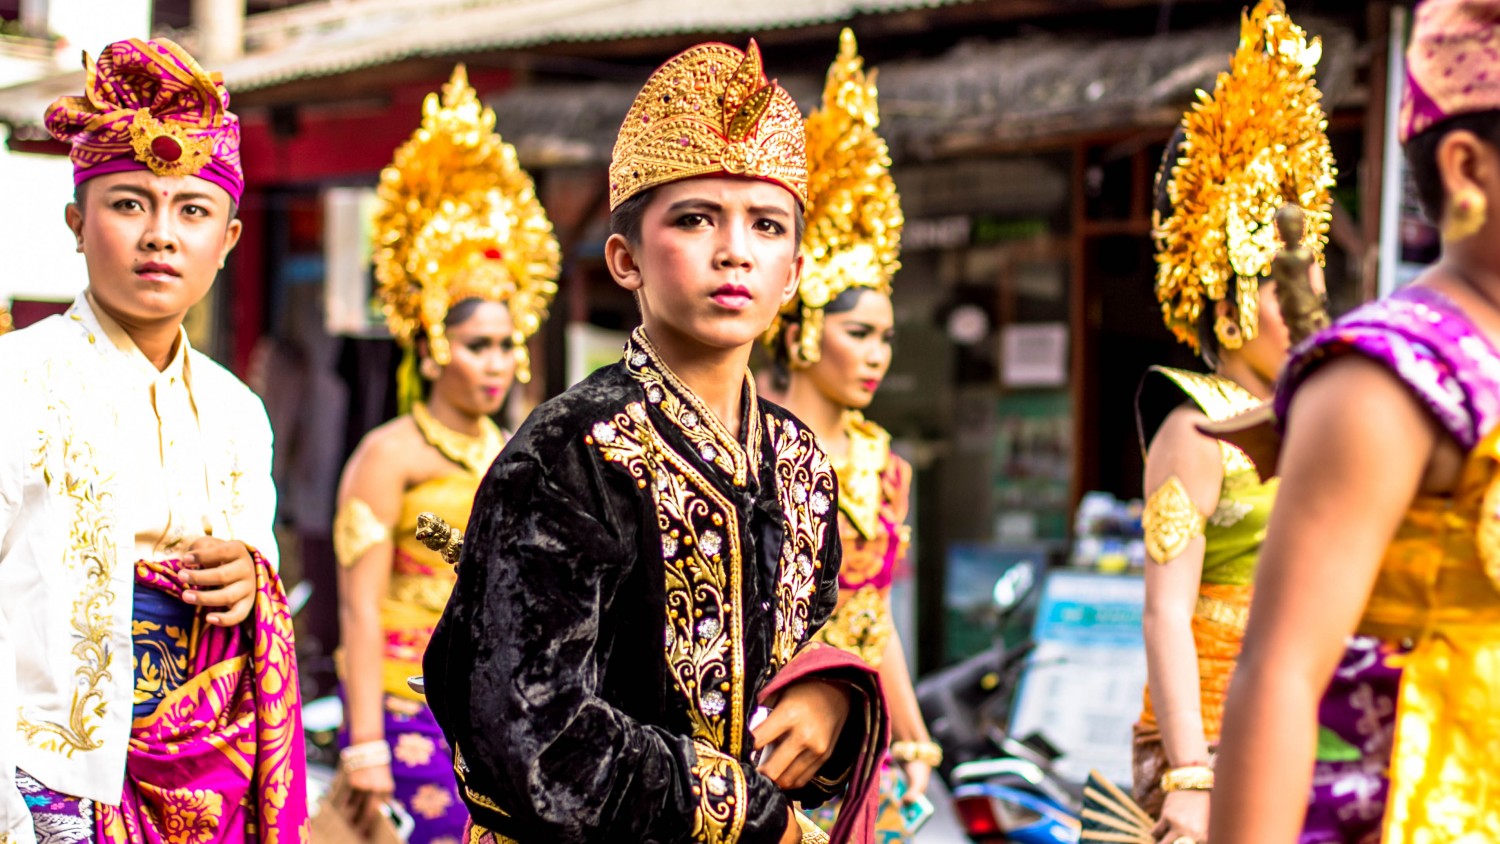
left=1194, top=593, right=1248, bottom=632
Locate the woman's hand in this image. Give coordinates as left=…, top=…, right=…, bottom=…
left=1154, top=789, right=1210, bottom=844
left=346, top=762, right=397, bottom=838
left=901, top=759, right=932, bottom=803
left=753, top=679, right=853, bottom=790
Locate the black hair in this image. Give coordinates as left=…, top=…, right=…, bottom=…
left=72, top=179, right=241, bottom=220
left=609, top=185, right=807, bottom=248
left=1403, top=110, right=1500, bottom=223
left=768, top=286, right=870, bottom=391
left=1154, top=127, right=1223, bottom=367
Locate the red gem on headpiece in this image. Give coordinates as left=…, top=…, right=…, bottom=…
left=150, top=134, right=184, bottom=163
left=483, top=247, right=503, bottom=260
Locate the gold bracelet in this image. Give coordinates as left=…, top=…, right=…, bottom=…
left=889, top=740, right=943, bottom=767
left=1160, top=764, right=1214, bottom=792
left=340, top=740, right=392, bottom=771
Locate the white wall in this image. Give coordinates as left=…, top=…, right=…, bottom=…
left=46, top=0, right=152, bottom=59
left=0, top=0, right=154, bottom=306
left=0, top=125, right=88, bottom=304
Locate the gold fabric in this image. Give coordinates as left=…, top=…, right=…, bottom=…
left=377, top=410, right=502, bottom=700
left=832, top=410, right=889, bottom=540
left=607, top=40, right=806, bottom=210
left=379, top=473, right=476, bottom=701
left=1154, top=0, right=1334, bottom=352
left=333, top=496, right=392, bottom=568
left=812, top=584, right=890, bottom=667
left=813, top=413, right=911, bottom=669
left=765, top=29, right=902, bottom=368
left=1355, top=424, right=1500, bottom=842
left=1143, top=476, right=1206, bottom=565
left=373, top=65, right=559, bottom=378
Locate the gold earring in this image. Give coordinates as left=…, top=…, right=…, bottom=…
left=1214, top=312, right=1243, bottom=350
left=1444, top=187, right=1488, bottom=243
left=420, top=359, right=442, bottom=380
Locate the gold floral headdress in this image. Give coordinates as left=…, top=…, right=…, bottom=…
left=373, top=65, right=560, bottom=409
left=1155, top=0, right=1335, bottom=352
left=765, top=29, right=902, bottom=368
left=609, top=39, right=807, bottom=209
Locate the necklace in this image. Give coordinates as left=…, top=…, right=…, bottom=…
left=411, top=402, right=505, bottom=476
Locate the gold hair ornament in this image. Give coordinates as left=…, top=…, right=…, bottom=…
left=764, top=29, right=903, bottom=368
left=373, top=65, right=560, bottom=409
left=1155, top=0, right=1335, bottom=353
left=608, top=39, right=807, bottom=210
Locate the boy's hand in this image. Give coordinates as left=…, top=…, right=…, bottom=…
left=753, top=678, right=852, bottom=790
left=181, top=537, right=257, bottom=627
left=778, top=807, right=801, bottom=844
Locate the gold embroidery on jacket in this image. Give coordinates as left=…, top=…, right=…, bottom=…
left=625, top=328, right=760, bottom=487
left=19, top=386, right=117, bottom=755
left=689, top=739, right=749, bottom=844
left=588, top=403, right=747, bottom=756
left=768, top=415, right=835, bottom=668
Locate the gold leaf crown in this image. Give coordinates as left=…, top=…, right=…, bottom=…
left=609, top=40, right=807, bottom=210
left=765, top=29, right=903, bottom=368
left=1155, top=0, right=1335, bottom=352
left=372, top=65, right=560, bottom=383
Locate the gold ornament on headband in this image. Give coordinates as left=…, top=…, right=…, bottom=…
left=126, top=109, right=214, bottom=178
left=373, top=64, right=560, bottom=409
left=1155, top=0, right=1335, bottom=353
left=609, top=39, right=807, bottom=210
left=765, top=29, right=902, bottom=369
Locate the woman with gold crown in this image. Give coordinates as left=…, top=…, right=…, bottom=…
left=1210, top=0, right=1500, bottom=840
left=763, top=30, right=931, bottom=844
left=331, top=65, right=558, bottom=843
left=1130, top=3, right=1406, bottom=843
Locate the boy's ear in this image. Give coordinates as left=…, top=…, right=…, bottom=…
left=605, top=233, right=643, bottom=292
left=65, top=202, right=85, bottom=253
left=779, top=254, right=804, bottom=306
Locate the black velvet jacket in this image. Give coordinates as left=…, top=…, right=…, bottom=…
left=425, top=328, right=847, bottom=843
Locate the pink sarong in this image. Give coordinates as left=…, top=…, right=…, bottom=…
left=96, top=550, right=309, bottom=843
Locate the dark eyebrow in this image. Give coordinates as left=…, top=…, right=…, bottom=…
left=749, top=204, right=791, bottom=220
left=665, top=199, right=723, bottom=215
left=102, top=184, right=221, bottom=206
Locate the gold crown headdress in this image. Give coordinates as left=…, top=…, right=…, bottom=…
left=1155, top=0, right=1335, bottom=352
left=765, top=29, right=902, bottom=368
left=609, top=40, right=807, bottom=210
left=373, top=65, right=560, bottom=409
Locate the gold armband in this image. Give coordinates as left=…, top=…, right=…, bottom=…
left=1143, top=476, right=1207, bottom=564
left=333, top=496, right=392, bottom=567
left=1160, top=764, right=1215, bottom=792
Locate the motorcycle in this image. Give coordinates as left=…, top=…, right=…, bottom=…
left=916, top=561, right=1083, bottom=842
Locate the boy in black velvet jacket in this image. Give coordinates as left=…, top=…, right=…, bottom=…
left=424, top=39, right=885, bottom=844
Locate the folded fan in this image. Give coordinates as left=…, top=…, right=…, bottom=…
left=1080, top=770, right=1155, bottom=844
